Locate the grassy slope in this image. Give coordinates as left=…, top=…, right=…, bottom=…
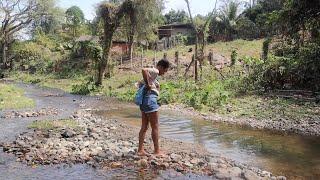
left=0, top=83, right=35, bottom=110
left=144, top=39, right=263, bottom=61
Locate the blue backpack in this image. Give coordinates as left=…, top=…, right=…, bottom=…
left=134, top=85, right=145, bottom=105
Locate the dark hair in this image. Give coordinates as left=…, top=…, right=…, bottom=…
left=157, top=59, right=170, bottom=69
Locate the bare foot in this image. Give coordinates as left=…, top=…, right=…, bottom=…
left=137, top=150, right=148, bottom=156
left=154, top=151, right=166, bottom=158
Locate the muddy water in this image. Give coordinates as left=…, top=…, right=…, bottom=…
left=94, top=103, right=320, bottom=180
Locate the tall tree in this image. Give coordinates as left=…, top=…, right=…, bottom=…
left=108, top=0, right=164, bottom=67
left=65, top=6, right=85, bottom=37
left=0, top=0, right=41, bottom=69
left=32, top=0, right=64, bottom=35
left=96, top=0, right=135, bottom=86
left=164, top=9, right=189, bottom=24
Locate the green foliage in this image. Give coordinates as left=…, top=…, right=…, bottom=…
left=28, top=119, right=78, bottom=130
left=235, top=17, right=259, bottom=39
left=158, top=79, right=232, bottom=110
left=181, top=80, right=230, bottom=110
left=12, top=41, right=57, bottom=73
left=230, top=49, right=237, bottom=66
left=262, top=38, right=272, bottom=61
left=158, top=82, right=180, bottom=104
left=164, top=9, right=189, bottom=24
left=0, top=83, right=35, bottom=110
left=32, top=0, right=65, bottom=35
left=209, top=0, right=240, bottom=42
left=71, top=77, right=97, bottom=95
left=274, top=0, right=320, bottom=43
left=65, top=6, right=85, bottom=37
left=241, top=0, right=284, bottom=37
left=34, top=32, right=59, bottom=50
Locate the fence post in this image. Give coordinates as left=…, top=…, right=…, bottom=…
left=163, top=52, right=167, bottom=60
left=208, top=51, right=213, bottom=65
left=141, top=48, right=143, bottom=67
left=175, top=51, right=179, bottom=76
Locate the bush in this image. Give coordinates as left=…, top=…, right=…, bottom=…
left=12, top=41, right=61, bottom=74
left=251, top=42, right=320, bottom=91
left=71, top=77, right=97, bottom=95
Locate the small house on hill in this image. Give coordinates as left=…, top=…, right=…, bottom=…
left=158, top=23, right=194, bottom=39
left=157, top=23, right=194, bottom=50
left=75, top=36, right=130, bottom=56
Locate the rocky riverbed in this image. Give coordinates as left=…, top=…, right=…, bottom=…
left=1, top=109, right=285, bottom=180
left=0, top=108, right=59, bottom=118
left=163, top=104, right=320, bottom=136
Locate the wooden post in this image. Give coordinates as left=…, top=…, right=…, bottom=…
left=163, top=52, right=167, bottom=60
left=130, top=44, right=133, bottom=68
left=141, top=48, right=143, bottom=67
left=208, top=51, right=213, bottom=65
left=175, top=51, right=179, bottom=76
left=194, top=55, right=198, bottom=82
left=153, top=50, right=157, bottom=67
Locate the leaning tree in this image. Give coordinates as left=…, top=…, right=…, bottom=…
left=96, top=0, right=135, bottom=86
left=0, top=0, right=39, bottom=69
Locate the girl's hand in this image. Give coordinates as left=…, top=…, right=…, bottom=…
left=146, top=84, right=152, bottom=90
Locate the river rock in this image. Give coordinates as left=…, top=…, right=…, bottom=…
left=170, top=153, right=182, bottom=162
left=242, top=170, right=261, bottom=180
left=276, top=176, right=286, bottom=180
left=215, top=166, right=242, bottom=179
left=110, top=162, right=122, bottom=168
left=137, top=159, right=148, bottom=167
left=61, top=129, right=76, bottom=138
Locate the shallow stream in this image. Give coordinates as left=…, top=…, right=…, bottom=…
left=1, top=82, right=319, bottom=179
left=94, top=103, right=320, bottom=179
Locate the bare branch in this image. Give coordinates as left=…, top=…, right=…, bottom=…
left=185, top=0, right=196, bottom=30
left=202, top=0, right=218, bottom=31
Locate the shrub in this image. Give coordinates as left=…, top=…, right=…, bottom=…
left=12, top=41, right=61, bottom=74
left=71, top=77, right=97, bottom=95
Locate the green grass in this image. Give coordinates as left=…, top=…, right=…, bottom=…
left=143, top=39, right=263, bottom=61
left=0, top=83, right=35, bottom=110
left=28, top=119, right=78, bottom=130
left=214, top=95, right=320, bottom=121
left=207, top=39, right=264, bottom=58
left=102, top=72, right=141, bottom=101
left=9, top=72, right=84, bottom=93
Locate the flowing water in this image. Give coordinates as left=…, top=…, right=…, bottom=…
left=94, top=103, right=320, bottom=180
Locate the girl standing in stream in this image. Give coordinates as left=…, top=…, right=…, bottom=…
left=136, top=59, right=169, bottom=156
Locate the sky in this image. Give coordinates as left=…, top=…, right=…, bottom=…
left=58, top=0, right=222, bottom=20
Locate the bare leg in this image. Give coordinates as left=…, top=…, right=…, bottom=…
left=149, top=111, right=163, bottom=156
left=138, top=111, right=149, bottom=156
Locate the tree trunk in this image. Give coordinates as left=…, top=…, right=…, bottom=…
left=1, top=41, right=8, bottom=69
left=129, top=41, right=134, bottom=68
left=96, top=32, right=113, bottom=86
left=195, top=54, right=198, bottom=82
left=194, top=35, right=199, bottom=82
